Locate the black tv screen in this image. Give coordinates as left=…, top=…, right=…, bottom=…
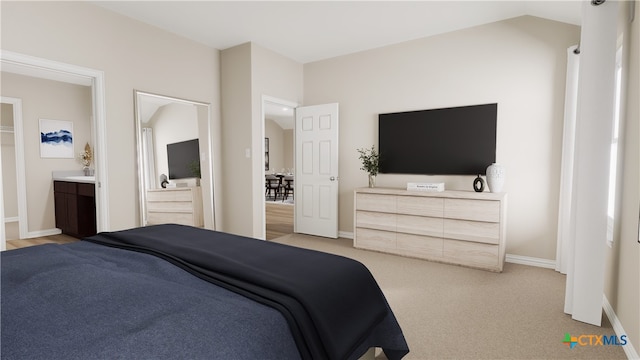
left=379, top=103, right=497, bottom=175
left=167, top=139, right=200, bottom=179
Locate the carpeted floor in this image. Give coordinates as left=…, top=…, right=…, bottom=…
left=271, top=233, right=628, bottom=360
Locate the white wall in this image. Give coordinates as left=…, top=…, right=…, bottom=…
left=1, top=72, right=92, bottom=233
left=250, top=44, right=303, bottom=237
left=220, top=43, right=253, bottom=235
left=1, top=1, right=222, bottom=231
left=265, top=119, right=285, bottom=173
left=304, top=16, right=580, bottom=260
left=221, top=42, right=302, bottom=237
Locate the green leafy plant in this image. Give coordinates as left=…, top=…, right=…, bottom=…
left=188, top=160, right=201, bottom=178
left=357, top=146, right=380, bottom=176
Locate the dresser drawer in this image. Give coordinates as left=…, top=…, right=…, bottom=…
left=147, top=189, right=194, bottom=202
left=356, top=211, right=396, bottom=232
left=147, top=211, right=196, bottom=226
left=396, top=214, right=443, bottom=238
left=147, top=201, right=195, bottom=212
left=397, top=196, right=443, bottom=217
left=444, top=198, right=500, bottom=222
left=355, top=228, right=396, bottom=250
left=355, top=193, right=395, bottom=212
left=444, top=219, right=500, bottom=244
left=397, top=233, right=443, bottom=257
left=443, top=239, right=499, bottom=268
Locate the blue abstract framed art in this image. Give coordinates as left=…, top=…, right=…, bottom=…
left=40, top=118, right=73, bottom=158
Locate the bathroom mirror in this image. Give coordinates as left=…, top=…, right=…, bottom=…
left=134, top=90, right=215, bottom=229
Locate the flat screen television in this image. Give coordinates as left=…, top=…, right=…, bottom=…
left=378, top=103, right=497, bottom=175
left=167, top=139, right=200, bottom=179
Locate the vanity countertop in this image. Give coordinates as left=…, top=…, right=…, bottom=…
left=52, top=171, right=96, bottom=184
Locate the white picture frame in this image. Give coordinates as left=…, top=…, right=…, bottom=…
left=40, top=118, right=74, bottom=158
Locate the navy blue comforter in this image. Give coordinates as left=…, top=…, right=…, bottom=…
left=2, top=224, right=408, bottom=359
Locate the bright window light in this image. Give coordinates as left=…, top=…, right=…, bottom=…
left=606, top=45, right=623, bottom=245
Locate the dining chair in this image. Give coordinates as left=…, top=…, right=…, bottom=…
left=282, top=175, right=294, bottom=202
left=265, top=174, right=281, bottom=200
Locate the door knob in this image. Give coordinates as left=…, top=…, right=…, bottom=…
left=330, top=176, right=338, bottom=181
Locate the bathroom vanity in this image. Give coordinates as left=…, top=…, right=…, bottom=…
left=53, top=176, right=96, bottom=238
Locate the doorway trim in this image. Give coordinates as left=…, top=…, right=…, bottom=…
left=1, top=97, right=27, bottom=244
left=0, top=50, right=109, bottom=246
left=261, top=95, right=298, bottom=240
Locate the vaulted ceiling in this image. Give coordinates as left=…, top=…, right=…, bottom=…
left=92, top=1, right=582, bottom=126
left=94, top=1, right=582, bottom=64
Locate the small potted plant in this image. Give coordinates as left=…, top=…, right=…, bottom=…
left=357, top=145, right=380, bottom=188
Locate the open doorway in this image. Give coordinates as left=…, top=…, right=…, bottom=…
left=262, top=97, right=296, bottom=240
left=0, top=51, right=108, bottom=249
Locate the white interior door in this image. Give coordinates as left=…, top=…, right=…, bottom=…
left=295, top=103, right=339, bottom=238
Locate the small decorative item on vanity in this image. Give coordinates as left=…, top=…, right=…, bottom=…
left=486, top=163, right=505, bottom=193
left=473, top=174, right=485, bottom=192
left=79, top=142, right=93, bottom=175
left=357, top=145, right=380, bottom=188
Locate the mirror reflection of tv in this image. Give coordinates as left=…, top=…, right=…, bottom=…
left=167, top=139, right=200, bottom=179
left=379, top=103, right=497, bottom=175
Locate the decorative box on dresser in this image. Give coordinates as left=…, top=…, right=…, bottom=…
left=353, top=187, right=507, bottom=272
left=146, top=187, right=204, bottom=227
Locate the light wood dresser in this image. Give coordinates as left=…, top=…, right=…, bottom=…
left=146, top=187, right=204, bottom=227
left=354, top=187, right=507, bottom=272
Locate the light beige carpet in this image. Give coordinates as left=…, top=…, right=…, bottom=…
left=272, top=233, right=627, bottom=360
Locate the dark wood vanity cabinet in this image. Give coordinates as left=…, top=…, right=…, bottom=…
left=54, top=181, right=96, bottom=238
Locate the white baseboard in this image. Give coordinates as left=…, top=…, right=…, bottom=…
left=603, top=295, right=639, bottom=360
left=25, top=228, right=62, bottom=239
left=505, top=254, right=556, bottom=269
left=339, top=230, right=354, bottom=239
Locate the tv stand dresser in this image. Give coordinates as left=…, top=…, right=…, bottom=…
left=146, top=187, right=204, bottom=227
left=354, top=187, right=507, bottom=272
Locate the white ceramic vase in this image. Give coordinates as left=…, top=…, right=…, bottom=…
left=486, top=163, right=505, bottom=193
